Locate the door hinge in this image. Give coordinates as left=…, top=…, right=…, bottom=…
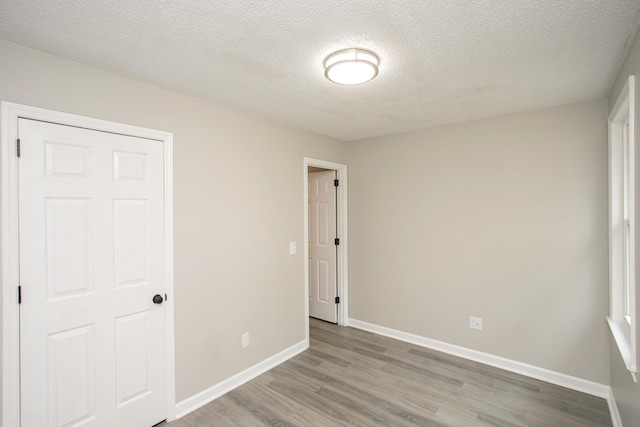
left=334, top=179, right=339, bottom=187
left=16, top=138, right=20, bottom=158
left=334, top=238, right=340, bottom=245
left=335, top=296, right=340, bottom=304
left=18, top=285, right=22, bottom=304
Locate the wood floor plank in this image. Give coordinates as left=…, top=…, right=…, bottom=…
left=286, top=360, right=443, bottom=427
left=164, top=319, right=612, bottom=427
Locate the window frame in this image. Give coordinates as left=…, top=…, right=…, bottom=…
left=608, top=75, right=637, bottom=382
left=624, top=118, right=632, bottom=325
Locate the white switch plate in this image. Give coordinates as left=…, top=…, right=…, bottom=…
left=242, top=332, right=250, bottom=348
left=289, top=241, right=296, bottom=255
left=470, top=317, right=482, bottom=331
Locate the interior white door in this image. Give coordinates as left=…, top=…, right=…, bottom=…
left=19, top=118, right=167, bottom=427
left=308, top=170, right=338, bottom=323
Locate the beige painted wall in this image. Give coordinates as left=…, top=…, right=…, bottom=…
left=609, top=25, right=640, bottom=427
left=346, top=99, right=610, bottom=384
left=0, top=40, right=346, bottom=402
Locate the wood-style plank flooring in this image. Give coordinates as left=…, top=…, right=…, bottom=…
left=165, top=319, right=612, bottom=426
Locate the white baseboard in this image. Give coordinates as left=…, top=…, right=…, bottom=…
left=347, top=318, right=610, bottom=398
left=607, top=387, right=624, bottom=427
left=174, top=340, right=308, bottom=419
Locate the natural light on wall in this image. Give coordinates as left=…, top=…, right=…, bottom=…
left=324, top=48, right=379, bottom=85
left=609, top=74, right=637, bottom=382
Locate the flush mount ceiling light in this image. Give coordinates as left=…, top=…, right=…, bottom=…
left=324, top=48, right=379, bottom=85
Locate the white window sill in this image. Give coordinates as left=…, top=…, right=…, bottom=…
left=607, top=316, right=637, bottom=382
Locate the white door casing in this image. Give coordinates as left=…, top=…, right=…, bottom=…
left=308, top=170, right=338, bottom=323
left=303, top=158, right=348, bottom=343
left=1, top=102, right=175, bottom=427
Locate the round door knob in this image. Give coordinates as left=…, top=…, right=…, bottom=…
left=153, top=294, right=164, bottom=304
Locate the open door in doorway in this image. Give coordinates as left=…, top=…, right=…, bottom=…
left=308, top=168, right=338, bottom=323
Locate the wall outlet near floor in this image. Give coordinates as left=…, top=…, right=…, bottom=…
left=242, top=332, right=250, bottom=348
left=469, top=317, right=482, bottom=331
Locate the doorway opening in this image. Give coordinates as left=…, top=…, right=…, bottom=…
left=308, top=167, right=338, bottom=323
left=303, top=158, right=348, bottom=343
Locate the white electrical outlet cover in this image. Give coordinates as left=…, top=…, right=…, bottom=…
left=470, top=317, right=482, bottom=330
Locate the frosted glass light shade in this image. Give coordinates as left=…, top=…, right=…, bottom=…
left=324, top=48, right=379, bottom=85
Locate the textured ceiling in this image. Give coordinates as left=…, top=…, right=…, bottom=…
left=1, top=1, right=640, bottom=141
